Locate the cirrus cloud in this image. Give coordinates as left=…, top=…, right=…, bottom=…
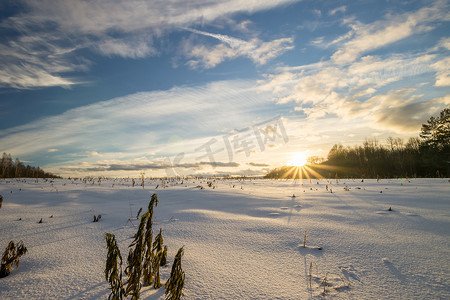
left=0, top=0, right=301, bottom=89
left=182, top=28, right=294, bottom=69
left=330, top=0, right=449, bottom=64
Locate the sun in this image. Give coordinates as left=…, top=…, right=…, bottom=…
left=287, top=152, right=308, bottom=167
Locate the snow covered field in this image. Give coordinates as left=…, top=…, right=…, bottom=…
left=0, top=177, right=449, bottom=299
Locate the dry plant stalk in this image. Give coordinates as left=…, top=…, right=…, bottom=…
left=125, top=212, right=149, bottom=299
left=136, top=208, right=143, bottom=219
left=303, top=228, right=307, bottom=248
left=142, top=194, right=159, bottom=287
left=160, top=246, right=168, bottom=267
left=165, top=247, right=185, bottom=300
left=142, top=230, right=153, bottom=286
left=308, top=261, right=349, bottom=295
left=104, top=233, right=125, bottom=300
left=317, top=270, right=350, bottom=295
left=308, top=261, right=316, bottom=289
left=0, top=240, right=28, bottom=278
left=140, top=172, right=145, bottom=189
left=152, top=228, right=164, bottom=288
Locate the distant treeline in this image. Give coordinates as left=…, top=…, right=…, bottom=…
left=266, top=108, right=450, bottom=179
left=0, top=153, right=60, bottom=178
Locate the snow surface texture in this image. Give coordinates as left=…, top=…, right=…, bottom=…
left=0, top=178, right=449, bottom=299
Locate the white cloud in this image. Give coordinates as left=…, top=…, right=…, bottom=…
left=182, top=28, right=294, bottom=68
left=431, top=57, right=450, bottom=86
left=233, top=20, right=253, bottom=32
left=251, top=38, right=294, bottom=64
left=329, top=6, right=346, bottom=16
left=0, top=64, right=78, bottom=89
left=256, top=2, right=450, bottom=136
left=437, top=37, right=450, bottom=50
left=22, top=0, right=300, bottom=35
left=1, top=0, right=301, bottom=89
left=0, top=79, right=279, bottom=167
left=0, top=33, right=86, bottom=88
left=324, top=30, right=355, bottom=48
left=96, top=37, right=157, bottom=58
left=331, top=0, right=450, bottom=64
left=261, top=47, right=447, bottom=133
left=369, top=94, right=450, bottom=133
left=183, top=42, right=236, bottom=69
left=183, top=28, right=247, bottom=49
left=313, top=9, right=321, bottom=17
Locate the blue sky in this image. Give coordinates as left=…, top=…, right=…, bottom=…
left=0, top=0, right=449, bottom=177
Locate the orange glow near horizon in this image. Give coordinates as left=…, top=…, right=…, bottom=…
left=278, top=151, right=360, bottom=180
left=281, top=152, right=338, bottom=180
left=280, top=162, right=354, bottom=180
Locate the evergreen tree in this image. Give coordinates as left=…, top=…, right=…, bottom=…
left=420, top=108, right=450, bottom=151
left=419, top=108, right=450, bottom=176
